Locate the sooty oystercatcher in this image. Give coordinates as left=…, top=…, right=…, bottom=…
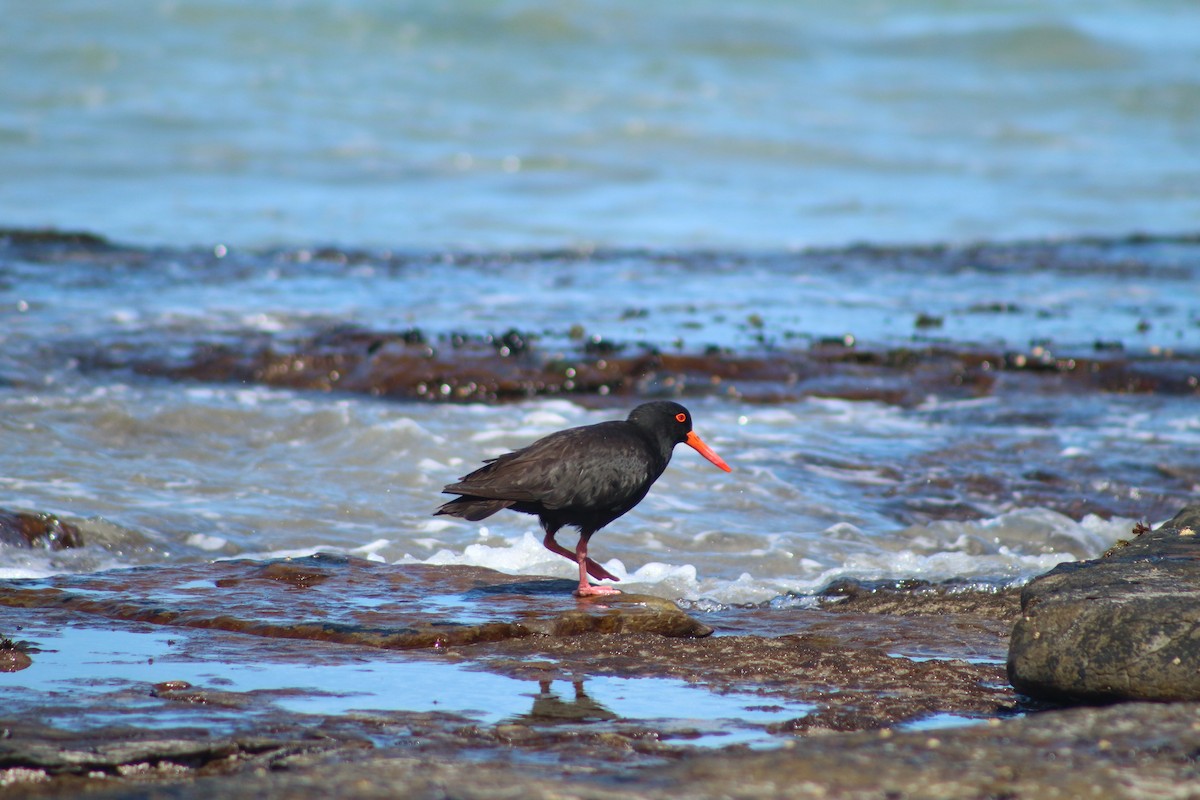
left=435, top=401, right=732, bottom=596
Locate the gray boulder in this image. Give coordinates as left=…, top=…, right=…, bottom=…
left=1008, top=504, right=1200, bottom=702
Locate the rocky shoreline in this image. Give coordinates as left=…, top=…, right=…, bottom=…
left=3, top=507, right=1198, bottom=797
left=4, top=229, right=1199, bottom=795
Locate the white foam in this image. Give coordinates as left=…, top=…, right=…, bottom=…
left=0, top=564, right=57, bottom=580
left=219, top=547, right=315, bottom=561
left=240, top=312, right=287, bottom=332
left=411, top=531, right=588, bottom=580
left=411, top=538, right=444, bottom=550
left=520, top=409, right=573, bottom=428
left=379, top=417, right=441, bottom=440
left=468, top=430, right=523, bottom=443
left=416, top=518, right=461, bottom=533
left=737, top=408, right=800, bottom=425
left=617, top=561, right=702, bottom=598
left=349, top=538, right=390, bottom=562
left=186, top=533, right=227, bottom=551
left=396, top=507, right=1134, bottom=606
left=0, top=548, right=130, bottom=581
left=899, top=508, right=1127, bottom=558
left=417, top=457, right=452, bottom=473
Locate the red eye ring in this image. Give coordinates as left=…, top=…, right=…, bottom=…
left=675, top=413, right=687, bottom=423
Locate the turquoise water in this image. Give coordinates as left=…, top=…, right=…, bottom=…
left=3, top=1, right=1198, bottom=249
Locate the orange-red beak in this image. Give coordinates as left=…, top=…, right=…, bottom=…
left=685, top=431, right=732, bottom=472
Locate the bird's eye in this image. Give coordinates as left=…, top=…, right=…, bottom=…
left=675, top=413, right=687, bottom=423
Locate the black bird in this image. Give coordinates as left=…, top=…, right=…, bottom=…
left=435, top=401, right=732, bottom=596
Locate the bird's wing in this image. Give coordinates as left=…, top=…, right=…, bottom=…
left=535, top=429, right=660, bottom=511
left=440, top=445, right=552, bottom=502
left=441, top=423, right=660, bottom=509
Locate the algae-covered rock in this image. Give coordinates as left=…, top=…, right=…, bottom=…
left=0, top=508, right=84, bottom=550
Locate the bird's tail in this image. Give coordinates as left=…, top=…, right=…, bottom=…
left=434, top=496, right=515, bottom=521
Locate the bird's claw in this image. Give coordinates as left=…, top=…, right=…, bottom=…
left=584, top=558, right=619, bottom=582
left=574, top=584, right=622, bottom=597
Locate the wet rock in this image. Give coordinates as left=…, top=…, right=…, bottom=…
left=6, top=559, right=1182, bottom=799
left=649, top=702, right=1200, bottom=800
left=471, top=580, right=1025, bottom=733
left=521, top=594, right=712, bottom=638
left=474, top=630, right=1012, bottom=733
left=15, top=703, right=1199, bottom=800
left=150, top=682, right=258, bottom=710
left=0, top=636, right=31, bottom=672
left=0, top=557, right=711, bottom=650
left=0, top=719, right=352, bottom=782
left=1008, top=504, right=1200, bottom=702
left=0, top=509, right=84, bottom=550
left=817, top=577, right=1022, bottom=619
left=0, top=227, right=112, bottom=250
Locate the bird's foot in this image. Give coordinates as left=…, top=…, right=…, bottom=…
left=584, top=558, right=620, bottom=582
left=574, top=583, right=622, bottom=598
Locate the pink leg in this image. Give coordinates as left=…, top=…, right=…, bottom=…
left=572, top=532, right=620, bottom=598
left=542, top=530, right=619, bottom=582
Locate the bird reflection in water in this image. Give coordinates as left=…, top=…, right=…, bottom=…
left=518, top=680, right=618, bottom=724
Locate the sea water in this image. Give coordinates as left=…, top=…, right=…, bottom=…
left=3, top=239, right=1198, bottom=604
left=2, top=1, right=1199, bottom=604
left=2, top=1, right=1198, bottom=249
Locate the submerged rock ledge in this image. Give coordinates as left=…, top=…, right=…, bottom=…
left=7, top=226, right=1194, bottom=405
left=78, top=324, right=1200, bottom=406
left=0, top=557, right=713, bottom=648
